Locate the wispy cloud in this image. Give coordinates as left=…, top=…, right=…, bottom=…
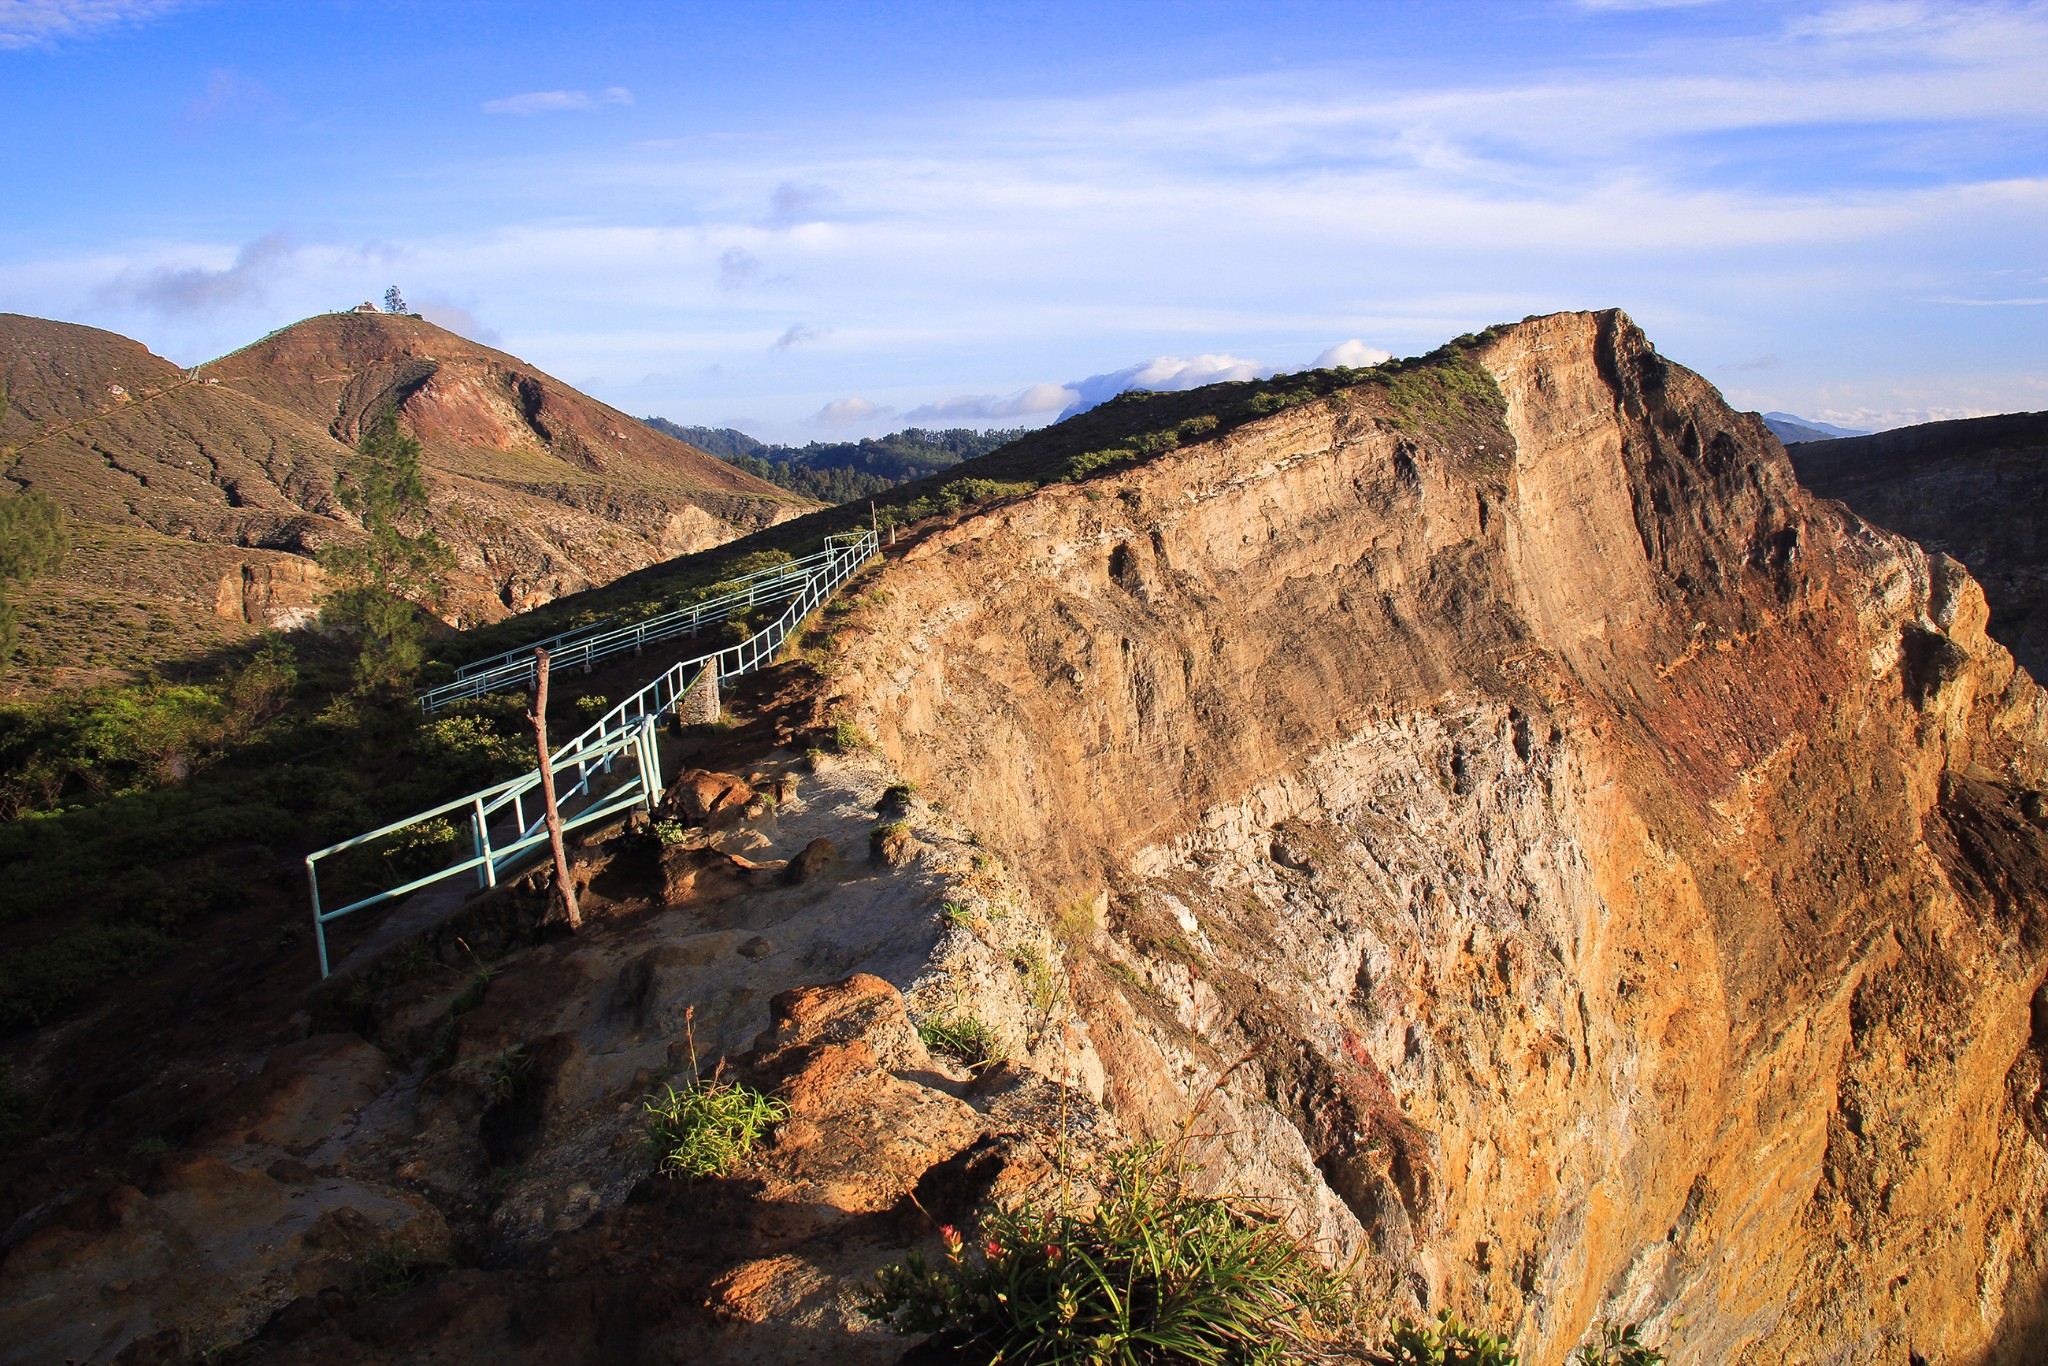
left=762, top=181, right=840, bottom=228
left=179, top=67, right=284, bottom=131
left=413, top=294, right=501, bottom=345
left=718, top=247, right=763, bottom=290
left=481, top=86, right=632, bottom=116
left=0, top=0, right=186, bottom=48
left=770, top=322, right=824, bottom=351
left=90, top=229, right=294, bottom=315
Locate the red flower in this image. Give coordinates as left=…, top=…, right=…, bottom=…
left=940, top=1225, right=962, bottom=1247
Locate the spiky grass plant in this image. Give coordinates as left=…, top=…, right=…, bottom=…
left=862, top=1141, right=1349, bottom=1364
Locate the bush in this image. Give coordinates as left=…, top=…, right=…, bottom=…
left=1571, top=1322, right=1663, bottom=1366
left=1366, top=1309, right=1519, bottom=1366
left=643, top=1077, right=788, bottom=1179
left=863, top=1142, right=1347, bottom=1364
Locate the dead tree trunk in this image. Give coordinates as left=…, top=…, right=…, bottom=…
left=528, top=648, right=582, bottom=929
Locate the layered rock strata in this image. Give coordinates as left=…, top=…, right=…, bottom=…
left=822, top=311, right=2048, bottom=1363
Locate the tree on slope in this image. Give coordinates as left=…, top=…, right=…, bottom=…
left=318, top=412, right=452, bottom=694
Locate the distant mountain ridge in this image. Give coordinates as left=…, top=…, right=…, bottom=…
left=1787, top=409, right=2048, bottom=677
left=0, top=312, right=806, bottom=690
left=641, top=417, right=1021, bottom=503
left=1762, top=411, right=1869, bottom=444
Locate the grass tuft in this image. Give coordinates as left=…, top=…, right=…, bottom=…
left=642, top=1077, right=789, bottom=1180
left=917, top=1013, right=1005, bottom=1068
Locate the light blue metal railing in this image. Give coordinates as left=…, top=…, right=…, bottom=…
left=306, top=528, right=878, bottom=975
left=418, top=547, right=845, bottom=712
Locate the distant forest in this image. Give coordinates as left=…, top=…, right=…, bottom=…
left=642, top=417, right=1022, bottom=503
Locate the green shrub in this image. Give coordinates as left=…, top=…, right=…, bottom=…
left=1245, top=389, right=1317, bottom=416
left=1366, top=1309, right=1519, bottom=1366
left=1571, top=1322, right=1663, bottom=1366
left=414, top=713, right=527, bottom=789
left=863, top=1142, right=1347, bottom=1363
left=1059, top=447, right=1138, bottom=482
left=917, top=1013, right=1004, bottom=1067
left=1013, top=943, right=1063, bottom=1018
left=833, top=718, right=872, bottom=752
left=0, top=920, right=176, bottom=1030
left=643, top=1077, right=788, bottom=1179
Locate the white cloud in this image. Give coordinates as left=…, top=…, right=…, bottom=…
left=814, top=396, right=885, bottom=425
left=1311, top=340, right=1394, bottom=370
left=1059, top=354, right=1276, bottom=418
left=0, top=0, right=184, bottom=47
left=481, top=87, right=633, bottom=116
left=20, top=1, right=2048, bottom=430
left=902, top=382, right=1078, bottom=425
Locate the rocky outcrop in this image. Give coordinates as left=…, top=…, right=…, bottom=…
left=1789, top=411, right=2048, bottom=678
left=0, top=740, right=1108, bottom=1364
left=814, top=311, right=2048, bottom=1363
left=0, top=312, right=810, bottom=687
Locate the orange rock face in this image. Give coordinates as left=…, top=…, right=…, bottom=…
left=821, top=311, right=2048, bottom=1363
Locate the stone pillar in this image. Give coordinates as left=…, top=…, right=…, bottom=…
left=678, top=661, right=721, bottom=726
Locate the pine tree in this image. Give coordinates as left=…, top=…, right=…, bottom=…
left=317, top=412, right=451, bottom=694
left=382, top=285, right=408, bottom=315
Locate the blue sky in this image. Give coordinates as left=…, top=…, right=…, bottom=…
left=1, top=0, right=2044, bottom=440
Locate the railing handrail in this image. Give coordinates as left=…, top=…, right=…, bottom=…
left=307, top=528, right=878, bottom=975
left=418, top=543, right=857, bottom=712
left=451, top=548, right=832, bottom=679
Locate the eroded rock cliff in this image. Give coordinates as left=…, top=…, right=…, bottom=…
left=818, top=311, right=2048, bottom=1363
